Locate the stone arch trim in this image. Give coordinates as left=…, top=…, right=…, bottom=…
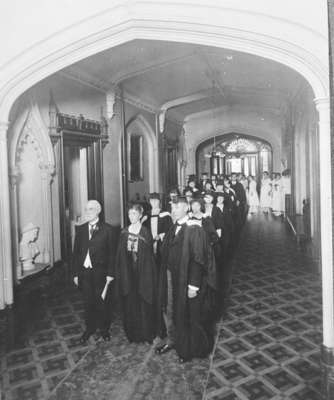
left=0, top=2, right=329, bottom=121
left=187, top=126, right=280, bottom=176
left=195, top=132, right=273, bottom=155
left=125, top=113, right=159, bottom=192
left=9, top=97, right=55, bottom=177
left=195, top=131, right=274, bottom=177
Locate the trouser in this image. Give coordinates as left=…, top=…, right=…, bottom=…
left=163, top=270, right=175, bottom=345
left=80, top=268, right=111, bottom=334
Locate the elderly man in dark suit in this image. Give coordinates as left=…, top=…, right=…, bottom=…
left=72, top=200, right=117, bottom=343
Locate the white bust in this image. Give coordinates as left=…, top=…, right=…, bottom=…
left=19, top=223, right=40, bottom=271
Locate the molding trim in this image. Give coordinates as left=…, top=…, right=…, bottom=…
left=184, top=103, right=283, bottom=123
left=0, top=3, right=329, bottom=122
left=0, top=121, right=9, bottom=142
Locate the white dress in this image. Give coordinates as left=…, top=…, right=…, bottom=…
left=260, top=178, right=272, bottom=209
left=248, top=180, right=259, bottom=209
left=272, top=178, right=284, bottom=215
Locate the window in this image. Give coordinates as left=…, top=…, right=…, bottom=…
left=230, top=158, right=242, bottom=173
left=130, top=135, right=143, bottom=181
left=226, top=138, right=258, bottom=153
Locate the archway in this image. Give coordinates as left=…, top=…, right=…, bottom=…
left=0, top=6, right=332, bottom=388
left=196, top=133, right=273, bottom=179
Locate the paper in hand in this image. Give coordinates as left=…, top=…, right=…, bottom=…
left=101, top=281, right=110, bottom=300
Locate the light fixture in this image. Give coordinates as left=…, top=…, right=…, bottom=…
left=204, top=79, right=225, bottom=159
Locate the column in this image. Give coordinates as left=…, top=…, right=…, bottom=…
left=314, top=97, right=334, bottom=399
left=40, top=163, right=55, bottom=264
left=0, top=121, right=13, bottom=308
left=9, top=167, right=21, bottom=280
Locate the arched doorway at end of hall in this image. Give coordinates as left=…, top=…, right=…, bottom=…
left=196, top=133, right=273, bottom=181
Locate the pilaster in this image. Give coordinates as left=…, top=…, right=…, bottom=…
left=0, top=121, right=14, bottom=308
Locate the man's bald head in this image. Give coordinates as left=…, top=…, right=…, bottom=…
left=85, top=200, right=102, bottom=222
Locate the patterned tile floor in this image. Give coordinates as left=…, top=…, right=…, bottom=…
left=0, top=213, right=323, bottom=399
left=0, top=289, right=95, bottom=400
left=204, top=213, right=322, bottom=400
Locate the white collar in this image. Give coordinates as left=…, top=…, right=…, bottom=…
left=177, top=215, right=189, bottom=225
left=89, top=218, right=99, bottom=226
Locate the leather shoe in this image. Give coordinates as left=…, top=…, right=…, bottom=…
left=79, top=331, right=92, bottom=344
left=155, top=343, right=173, bottom=355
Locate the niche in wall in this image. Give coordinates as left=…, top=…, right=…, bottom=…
left=9, top=101, right=55, bottom=280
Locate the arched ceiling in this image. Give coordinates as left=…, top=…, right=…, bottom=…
left=57, top=39, right=309, bottom=122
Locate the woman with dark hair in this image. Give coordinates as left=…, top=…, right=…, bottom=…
left=115, top=203, right=157, bottom=343
left=187, top=175, right=200, bottom=195
left=183, top=187, right=193, bottom=213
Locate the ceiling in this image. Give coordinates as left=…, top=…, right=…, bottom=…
left=59, top=39, right=307, bottom=122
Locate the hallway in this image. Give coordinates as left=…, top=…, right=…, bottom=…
left=0, top=214, right=322, bottom=400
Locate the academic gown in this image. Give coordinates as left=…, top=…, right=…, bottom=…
left=231, top=181, right=247, bottom=226
left=142, top=211, right=173, bottom=338
left=216, top=205, right=235, bottom=305
left=142, top=211, right=173, bottom=262
left=204, top=205, right=224, bottom=263
left=159, top=221, right=217, bottom=361
left=190, top=215, right=220, bottom=320
left=115, top=226, right=157, bottom=343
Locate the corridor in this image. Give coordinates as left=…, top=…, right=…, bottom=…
left=0, top=214, right=322, bottom=400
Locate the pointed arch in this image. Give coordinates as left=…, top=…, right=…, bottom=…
left=125, top=113, right=159, bottom=193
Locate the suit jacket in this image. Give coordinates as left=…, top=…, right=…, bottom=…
left=72, top=221, right=118, bottom=279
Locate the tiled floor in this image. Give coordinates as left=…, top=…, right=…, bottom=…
left=0, top=290, right=95, bottom=400
left=0, top=213, right=323, bottom=399
left=204, top=213, right=322, bottom=400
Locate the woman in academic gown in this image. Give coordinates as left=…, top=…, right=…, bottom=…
left=116, top=203, right=157, bottom=343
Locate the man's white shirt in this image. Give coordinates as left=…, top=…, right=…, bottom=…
left=83, top=218, right=99, bottom=269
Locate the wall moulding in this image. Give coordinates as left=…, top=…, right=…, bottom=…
left=0, top=3, right=329, bottom=122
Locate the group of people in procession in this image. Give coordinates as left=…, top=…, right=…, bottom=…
left=72, top=169, right=290, bottom=364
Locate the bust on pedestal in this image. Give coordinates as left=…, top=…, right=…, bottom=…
left=19, top=223, right=40, bottom=272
